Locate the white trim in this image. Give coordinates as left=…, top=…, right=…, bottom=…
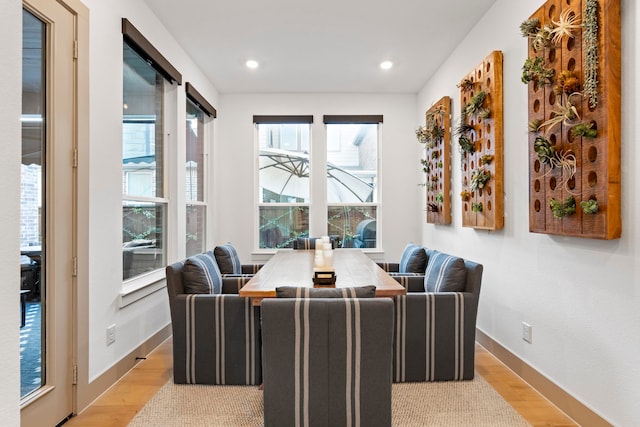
left=119, top=270, right=166, bottom=307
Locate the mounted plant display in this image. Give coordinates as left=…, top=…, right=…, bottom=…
left=458, top=50, right=504, bottom=231
left=523, top=0, right=620, bottom=240
left=549, top=196, right=576, bottom=219
left=581, top=198, right=599, bottom=214
left=419, top=96, right=451, bottom=225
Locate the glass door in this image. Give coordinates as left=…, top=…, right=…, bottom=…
left=21, top=1, right=76, bottom=425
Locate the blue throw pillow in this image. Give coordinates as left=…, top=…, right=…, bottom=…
left=399, top=244, right=428, bottom=273
left=213, top=243, right=241, bottom=275
left=424, top=250, right=466, bottom=292
left=182, top=252, right=222, bottom=294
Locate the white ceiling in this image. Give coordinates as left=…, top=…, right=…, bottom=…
left=143, top=0, right=497, bottom=94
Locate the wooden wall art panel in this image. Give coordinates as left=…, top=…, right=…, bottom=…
left=418, top=96, right=452, bottom=225
left=457, top=51, right=504, bottom=231
left=523, top=0, right=621, bottom=239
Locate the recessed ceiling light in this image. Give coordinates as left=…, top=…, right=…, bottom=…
left=380, top=61, right=393, bottom=70
left=246, top=60, right=259, bottom=69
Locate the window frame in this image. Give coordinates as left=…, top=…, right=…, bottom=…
left=121, top=18, right=182, bottom=288
left=184, top=83, right=214, bottom=257
left=324, top=115, right=382, bottom=251
left=254, top=115, right=314, bottom=251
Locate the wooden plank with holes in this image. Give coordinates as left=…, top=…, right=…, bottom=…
left=526, top=0, right=621, bottom=239
left=458, top=50, right=504, bottom=230
left=424, top=96, right=452, bottom=225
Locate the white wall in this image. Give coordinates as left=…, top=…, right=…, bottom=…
left=417, top=0, right=639, bottom=425
left=80, top=0, right=219, bottom=380
left=0, top=0, right=23, bottom=424
left=215, top=93, right=421, bottom=263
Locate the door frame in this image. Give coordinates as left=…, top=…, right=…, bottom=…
left=20, top=0, right=88, bottom=423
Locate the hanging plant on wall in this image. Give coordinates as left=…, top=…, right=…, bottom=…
left=549, top=196, right=576, bottom=219
left=470, top=168, right=492, bottom=191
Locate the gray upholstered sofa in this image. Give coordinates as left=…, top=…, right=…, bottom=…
left=385, top=248, right=483, bottom=382
left=165, top=254, right=261, bottom=385
left=261, top=297, right=394, bottom=427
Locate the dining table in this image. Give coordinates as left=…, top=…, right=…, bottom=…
left=239, top=248, right=406, bottom=305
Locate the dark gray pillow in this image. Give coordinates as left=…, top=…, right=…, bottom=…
left=213, top=243, right=241, bottom=275
left=399, top=244, right=428, bottom=273
left=182, top=253, right=222, bottom=294
left=275, top=286, right=376, bottom=298
left=424, top=250, right=466, bottom=292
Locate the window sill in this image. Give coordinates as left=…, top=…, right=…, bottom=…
left=120, top=269, right=166, bottom=308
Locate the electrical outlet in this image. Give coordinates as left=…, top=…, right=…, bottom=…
left=106, top=324, right=116, bottom=346
left=522, top=322, right=532, bottom=344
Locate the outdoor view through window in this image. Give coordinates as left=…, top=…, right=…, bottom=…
left=257, top=120, right=378, bottom=249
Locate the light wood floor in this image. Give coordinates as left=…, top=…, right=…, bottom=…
left=65, top=339, right=577, bottom=427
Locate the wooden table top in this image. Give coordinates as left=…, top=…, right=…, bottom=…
left=239, top=249, right=405, bottom=303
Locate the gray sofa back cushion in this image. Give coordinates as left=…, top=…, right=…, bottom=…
left=182, top=252, right=222, bottom=294
left=399, top=243, right=428, bottom=273
left=213, top=243, right=242, bottom=275
left=424, top=249, right=466, bottom=292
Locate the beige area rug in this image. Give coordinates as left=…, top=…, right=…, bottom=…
left=128, top=375, right=530, bottom=427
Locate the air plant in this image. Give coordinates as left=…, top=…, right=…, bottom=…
left=477, top=108, right=491, bottom=120
left=529, top=118, right=543, bottom=133
left=431, top=150, right=440, bottom=159
left=460, top=190, right=471, bottom=201
left=430, top=174, right=438, bottom=182
left=435, top=193, right=444, bottom=204
left=415, top=126, right=429, bottom=144
left=436, top=161, right=443, bottom=168
left=420, top=159, right=430, bottom=174
left=550, top=9, right=582, bottom=46
left=571, top=122, right=598, bottom=139
left=457, top=78, right=475, bottom=93
left=549, top=196, right=576, bottom=219
left=538, top=92, right=581, bottom=134
left=521, top=56, right=555, bottom=86
left=581, top=199, right=599, bottom=214
left=479, top=154, right=494, bottom=165
left=464, top=91, right=487, bottom=117
left=471, top=202, right=483, bottom=213
left=584, top=0, right=599, bottom=108
left=456, top=122, right=475, bottom=136
left=458, top=134, right=475, bottom=154
left=427, top=203, right=439, bottom=212
left=554, top=70, right=581, bottom=95
left=532, top=24, right=554, bottom=51
left=534, top=136, right=556, bottom=166
left=520, top=18, right=541, bottom=38
left=533, top=137, right=577, bottom=191
left=470, top=168, right=491, bottom=191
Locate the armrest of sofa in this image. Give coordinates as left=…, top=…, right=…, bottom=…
left=377, top=262, right=400, bottom=272
left=221, top=275, right=253, bottom=294
left=241, top=264, right=263, bottom=274
left=170, top=293, right=261, bottom=385
left=390, top=274, right=425, bottom=293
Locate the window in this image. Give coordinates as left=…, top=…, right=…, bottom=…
left=254, top=115, right=381, bottom=250
left=255, top=116, right=313, bottom=249
left=122, top=19, right=181, bottom=281
left=185, top=83, right=216, bottom=257
left=325, top=116, right=380, bottom=249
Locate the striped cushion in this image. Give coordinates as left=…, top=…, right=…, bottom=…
left=275, top=285, right=376, bottom=298
left=213, top=243, right=241, bottom=274
left=424, top=250, right=466, bottom=292
left=182, top=253, right=222, bottom=294
left=399, top=244, right=428, bottom=273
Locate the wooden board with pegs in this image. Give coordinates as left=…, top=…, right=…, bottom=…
left=421, top=96, right=452, bottom=225
left=524, top=0, right=621, bottom=239
left=457, top=50, right=504, bottom=231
